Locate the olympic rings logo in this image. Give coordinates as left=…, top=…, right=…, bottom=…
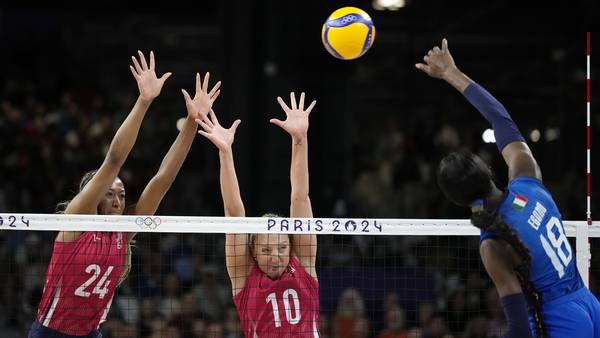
left=135, top=217, right=162, bottom=229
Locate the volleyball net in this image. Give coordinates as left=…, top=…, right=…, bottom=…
left=0, top=213, right=598, bottom=337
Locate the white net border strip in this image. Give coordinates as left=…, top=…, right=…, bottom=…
left=0, top=213, right=598, bottom=236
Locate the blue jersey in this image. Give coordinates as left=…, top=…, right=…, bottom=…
left=481, top=177, right=584, bottom=303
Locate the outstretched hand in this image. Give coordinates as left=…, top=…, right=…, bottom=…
left=415, top=38, right=457, bottom=79
left=130, top=50, right=172, bottom=101
left=196, top=110, right=241, bottom=151
left=270, top=92, right=316, bottom=140
left=182, top=72, right=221, bottom=121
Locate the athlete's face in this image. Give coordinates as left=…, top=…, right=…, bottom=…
left=98, top=178, right=125, bottom=215
left=253, top=234, right=291, bottom=279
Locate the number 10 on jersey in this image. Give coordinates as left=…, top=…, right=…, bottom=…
left=266, top=289, right=301, bottom=328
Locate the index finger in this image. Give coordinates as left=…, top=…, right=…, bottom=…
left=202, top=72, right=210, bottom=93
left=138, top=50, right=148, bottom=70
left=442, top=38, right=449, bottom=52
left=195, top=73, right=201, bottom=94
left=277, top=96, right=291, bottom=113
left=299, top=92, right=305, bottom=110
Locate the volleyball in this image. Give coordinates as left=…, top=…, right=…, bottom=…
left=321, top=7, right=375, bottom=60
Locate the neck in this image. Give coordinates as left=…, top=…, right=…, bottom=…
left=485, top=186, right=505, bottom=211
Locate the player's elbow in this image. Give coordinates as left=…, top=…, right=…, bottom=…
left=291, top=191, right=310, bottom=204
left=150, top=173, right=176, bottom=191
left=224, top=203, right=245, bottom=217
left=105, top=150, right=126, bottom=167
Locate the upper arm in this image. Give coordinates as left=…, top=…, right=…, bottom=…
left=65, top=157, right=121, bottom=214
left=127, top=177, right=171, bottom=245
left=226, top=233, right=253, bottom=295
left=480, top=239, right=523, bottom=297
left=501, top=141, right=542, bottom=182
left=291, top=235, right=317, bottom=279
left=134, top=175, right=172, bottom=216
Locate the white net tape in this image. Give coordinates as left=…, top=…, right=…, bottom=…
left=0, top=213, right=598, bottom=236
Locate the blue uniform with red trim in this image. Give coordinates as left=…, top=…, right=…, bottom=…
left=481, top=177, right=600, bottom=337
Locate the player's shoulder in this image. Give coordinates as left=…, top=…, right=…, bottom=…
left=508, top=176, right=551, bottom=198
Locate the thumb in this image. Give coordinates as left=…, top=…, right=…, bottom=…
left=230, top=119, right=242, bottom=133
left=160, top=72, right=173, bottom=83
left=269, top=118, right=285, bottom=128
left=415, top=63, right=431, bottom=73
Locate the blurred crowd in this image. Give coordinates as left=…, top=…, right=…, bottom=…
left=1, top=20, right=599, bottom=338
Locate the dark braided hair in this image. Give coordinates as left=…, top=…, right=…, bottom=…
left=471, top=208, right=546, bottom=338
left=438, top=152, right=546, bottom=337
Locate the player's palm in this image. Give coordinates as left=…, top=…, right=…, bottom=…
left=137, top=71, right=165, bottom=99
left=182, top=72, right=221, bottom=120
left=196, top=110, right=240, bottom=151
left=278, top=111, right=309, bottom=136
left=130, top=51, right=172, bottom=101
left=271, top=92, right=316, bottom=139
left=416, top=38, right=456, bottom=79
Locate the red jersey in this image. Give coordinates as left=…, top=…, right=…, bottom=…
left=36, top=231, right=126, bottom=336
left=234, top=256, right=320, bottom=338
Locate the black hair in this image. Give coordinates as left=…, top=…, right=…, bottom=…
left=437, top=151, right=493, bottom=207
left=55, top=169, right=99, bottom=213
left=438, top=152, right=546, bottom=337
left=471, top=207, right=546, bottom=337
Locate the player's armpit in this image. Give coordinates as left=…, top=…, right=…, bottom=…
left=501, top=141, right=542, bottom=182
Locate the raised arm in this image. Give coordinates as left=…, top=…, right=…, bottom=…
left=196, top=109, right=248, bottom=294
left=271, top=92, right=318, bottom=278
left=58, top=51, right=171, bottom=242
left=129, top=73, right=221, bottom=242
left=416, top=39, right=541, bottom=182
left=480, top=239, right=533, bottom=338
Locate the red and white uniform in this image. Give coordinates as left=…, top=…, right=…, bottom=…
left=36, top=231, right=126, bottom=336
left=234, top=256, right=320, bottom=338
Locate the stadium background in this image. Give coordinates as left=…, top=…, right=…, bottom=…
left=1, top=3, right=599, bottom=338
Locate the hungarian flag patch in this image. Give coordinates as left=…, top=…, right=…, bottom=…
left=511, top=194, right=528, bottom=210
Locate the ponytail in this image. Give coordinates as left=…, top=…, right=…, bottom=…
left=471, top=206, right=546, bottom=337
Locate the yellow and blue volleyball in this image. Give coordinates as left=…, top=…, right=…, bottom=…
left=321, top=7, right=375, bottom=60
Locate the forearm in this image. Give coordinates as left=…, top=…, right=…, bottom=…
left=106, top=96, right=152, bottom=165
left=290, top=135, right=309, bottom=202
left=458, top=78, right=525, bottom=151
left=154, top=116, right=197, bottom=182
left=442, top=67, right=474, bottom=93
left=219, top=149, right=245, bottom=217
left=501, top=293, right=533, bottom=338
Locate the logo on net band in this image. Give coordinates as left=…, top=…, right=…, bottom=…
left=135, top=217, right=162, bottom=229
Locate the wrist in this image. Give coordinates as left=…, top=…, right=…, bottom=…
left=292, top=134, right=308, bottom=145
left=138, top=95, right=155, bottom=105
left=442, top=67, right=473, bottom=93
left=441, top=66, right=461, bottom=82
